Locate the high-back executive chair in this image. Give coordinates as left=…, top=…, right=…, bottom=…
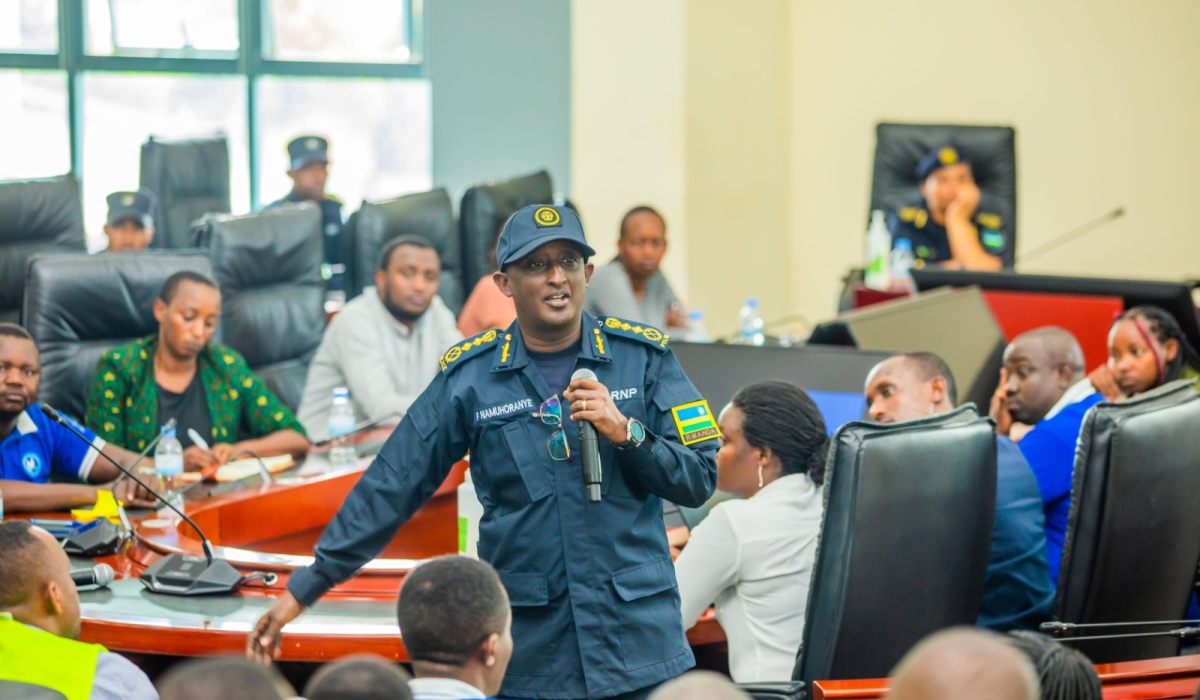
left=0, top=174, right=86, bottom=323
left=741, top=406, right=998, bottom=700
left=342, top=188, right=463, bottom=313
left=869, top=123, right=1017, bottom=269
left=1053, top=380, right=1200, bottom=663
left=458, top=170, right=554, bottom=293
left=191, top=205, right=324, bottom=412
left=140, top=134, right=231, bottom=249
left=21, top=251, right=215, bottom=420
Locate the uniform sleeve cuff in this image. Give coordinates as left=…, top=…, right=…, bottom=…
left=78, top=437, right=108, bottom=483
left=287, top=566, right=334, bottom=607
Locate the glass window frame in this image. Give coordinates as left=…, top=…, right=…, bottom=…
left=0, top=0, right=426, bottom=208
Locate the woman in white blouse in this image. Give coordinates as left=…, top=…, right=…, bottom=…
left=674, top=380, right=829, bottom=683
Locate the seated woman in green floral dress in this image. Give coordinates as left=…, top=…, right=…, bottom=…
left=85, top=271, right=309, bottom=473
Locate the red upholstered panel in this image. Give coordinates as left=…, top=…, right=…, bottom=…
left=981, top=290, right=1124, bottom=372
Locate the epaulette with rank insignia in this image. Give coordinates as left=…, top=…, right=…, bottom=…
left=899, top=206, right=928, bottom=228
left=600, top=317, right=669, bottom=352
left=440, top=329, right=501, bottom=373
left=975, top=211, right=1003, bottom=230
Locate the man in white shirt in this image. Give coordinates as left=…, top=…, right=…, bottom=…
left=298, top=236, right=463, bottom=441
left=398, top=556, right=513, bottom=700
left=0, top=521, right=158, bottom=700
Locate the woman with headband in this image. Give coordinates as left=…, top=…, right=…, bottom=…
left=1106, top=305, right=1200, bottom=399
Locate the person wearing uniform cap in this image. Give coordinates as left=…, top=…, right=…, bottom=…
left=102, top=188, right=156, bottom=252
left=887, top=143, right=1008, bottom=271
left=248, top=204, right=720, bottom=700
left=264, top=135, right=346, bottom=293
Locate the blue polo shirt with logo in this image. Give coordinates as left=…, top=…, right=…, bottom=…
left=0, top=405, right=104, bottom=484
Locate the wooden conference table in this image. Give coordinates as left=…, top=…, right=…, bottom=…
left=38, top=431, right=724, bottom=663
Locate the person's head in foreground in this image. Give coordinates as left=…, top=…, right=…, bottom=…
left=865, top=352, right=957, bottom=423
left=716, top=380, right=829, bottom=498
left=1006, top=630, right=1102, bottom=700
left=103, top=188, right=157, bottom=252
left=397, top=555, right=513, bottom=698
left=885, top=627, right=1040, bottom=700
left=618, top=205, right=669, bottom=283
left=917, top=143, right=976, bottom=222
left=493, top=204, right=596, bottom=343
left=155, top=271, right=221, bottom=364
left=0, top=520, right=81, bottom=639
left=157, top=656, right=293, bottom=700
left=0, top=323, right=40, bottom=429
left=304, top=653, right=413, bottom=700
left=1000, top=327, right=1087, bottom=425
left=376, top=236, right=442, bottom=327
left=648, top=670, right=752, bottom=700
left=1107, top=305, right=1200, bottom=398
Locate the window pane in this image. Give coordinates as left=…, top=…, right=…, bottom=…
left=0, top=0, right=58, bottom=52
left=257, top=77, right=430, bottom=211
left=265, top=0, right=412, bottom=63
left=82, top=73, right=249, bottom=251
left=85, top=0, right=238, bottom=56
left=0, top=70, right=69, bottom=180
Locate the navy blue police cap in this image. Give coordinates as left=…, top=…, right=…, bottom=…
left=287, top=135, right=329, bottom=171
left=496, top=204, right=596, bottom=270
left=915, top=143, right=970, bottom=180
left=105, top=187, right=157, bottom=228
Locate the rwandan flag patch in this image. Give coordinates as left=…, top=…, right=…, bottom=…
left=671, top=400, right=721, bottom=446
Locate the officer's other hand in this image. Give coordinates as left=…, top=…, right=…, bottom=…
left=111, top=478, right=158, bottom=509
left=564, top=377, right=629, bottom=444
left=946, top=182, right=980, bottom=221
left=183, top=445, right=218, bottom=473
left=989, top=368, right=1013, bottom=436
left=246, top=592, right=306, bottom=665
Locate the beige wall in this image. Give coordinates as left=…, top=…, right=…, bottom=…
left=574, top=0, right=1200, bottom=332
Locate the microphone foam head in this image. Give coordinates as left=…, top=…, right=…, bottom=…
left=571, top=368, right=598, bottom=382
left=94, top=563, right=114, bottom=587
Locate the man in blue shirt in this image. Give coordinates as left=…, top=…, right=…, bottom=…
left=248, top=205, right=719, bottom=700
left=865, top=352, right=1054, bottom=631
left=990, top=327, right=1103, bottom=585
left=0, top=323, right=154, bottom=513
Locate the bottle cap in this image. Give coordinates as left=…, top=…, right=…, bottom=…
left=688, top=310, right=704, bottom=321
left=333, top=387, right=350, bottom=397
left=894, top=238, right=913, bottom=250
left=160, top=425, right=176, bottom=438
left=745, top=298, right=759, bottom=308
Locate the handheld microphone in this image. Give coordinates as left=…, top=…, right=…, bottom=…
left=40, top=405, right=244, bottom=596
left=311, top=413, right=400, bottom=448
left=71, top=563, right=114, bottom=589
left=570, top=369, right=603, bottom=503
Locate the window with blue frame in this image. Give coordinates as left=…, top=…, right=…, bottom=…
left=0, top=0, right=429, bottom=250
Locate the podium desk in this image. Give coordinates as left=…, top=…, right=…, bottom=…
left=31, top=433, right=726, bottom=662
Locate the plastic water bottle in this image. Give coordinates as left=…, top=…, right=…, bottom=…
left=328, top=387, right=357, bottom=466
left=154, top=426, right=184, bottom=508
left=736, top=298, right=765, bottom=346
left=891, top=238, right=916, bottom=293
left=680, top=310, right=710, bottom=343
left=864, top=210, right=892, bottom=290
left=458, top=466, right=483, bottom=559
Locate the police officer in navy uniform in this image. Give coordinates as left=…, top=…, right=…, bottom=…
left=887, top=143, right=1009, bottom=271
left=264, top=135, right=346, bottom=292
left=101, top=187, right=157, bottom=252
left=248, top=204, right=719, bottom=700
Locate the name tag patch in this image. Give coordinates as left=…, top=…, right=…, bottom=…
left=475, top=398, right=535, bottom=423
left=671, top=400, right=720, bottom=446
left=611, top=387, right=639, bottom=402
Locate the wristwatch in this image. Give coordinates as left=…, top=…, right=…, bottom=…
left=616, top=418, right=647, bottom=450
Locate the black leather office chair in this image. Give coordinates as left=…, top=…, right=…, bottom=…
left=1053, top=380, right=1200, bottom=663
left=741, top=406, right=997, bottom=700
left=870, top=123, right=1017, bottom=268
left=342, top=188, right=462, bottom=312
left=459, top=170, right=554, bottom=292
left=21, top=251, right=214, bottom=420
left=191, top=205, right=324, bottom=412
left=140, top=135, right=231, bottom=249
left=0, top=174, right=86, bottom=323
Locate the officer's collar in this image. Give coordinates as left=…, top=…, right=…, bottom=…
left=491, top=313, right=613, bottom=373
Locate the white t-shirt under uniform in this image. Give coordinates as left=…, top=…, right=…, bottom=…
left=674, top=473, right=824, bottom=683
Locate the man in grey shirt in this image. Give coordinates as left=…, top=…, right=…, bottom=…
left=0, top=521, right=158, bottom=700
left=298, top=236, right=463, bottom=441
left=584, top=205, right=688, bottom=330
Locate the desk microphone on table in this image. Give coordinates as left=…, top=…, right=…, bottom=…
left=41, top=405, right=253, bottom=597
left=570, top=369, right=603, bottom=503
left=71, top=563, right=114, bottom=589
left=311, top=413, right=401, bottom=448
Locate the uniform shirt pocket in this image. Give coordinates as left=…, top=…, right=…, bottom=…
left=611, top=556, right=689, bottom=671
left=476, top=419, right=554, bottom=516
left=497, top=571, right=557, bottom=677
